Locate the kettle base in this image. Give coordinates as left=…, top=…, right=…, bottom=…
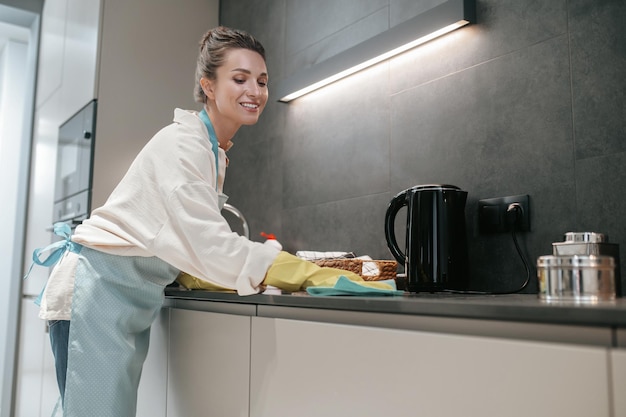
left=406, top=283, right=445, bottom=293
left=403, top=277, right=469, bottom=293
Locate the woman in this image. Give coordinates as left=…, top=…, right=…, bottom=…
left=35, top=26, right=280, bottom=416
left=32, top=26, right=395, bottom=417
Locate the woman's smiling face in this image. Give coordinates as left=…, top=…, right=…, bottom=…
left=204, top=48, right=268, bottom=128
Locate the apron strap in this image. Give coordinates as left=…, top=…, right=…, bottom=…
left=24, top=222, right=83, bottom=305
left=198, top=108, right=220, bottom=192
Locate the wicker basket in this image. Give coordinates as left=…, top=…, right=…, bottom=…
left=312, top=258, right=362, bottom=275
left=312, top=258, right=397, bottom=281
left=361, top=260, right=398, bottom=281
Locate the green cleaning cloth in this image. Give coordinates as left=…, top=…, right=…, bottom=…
left=306, top=275, right=404, bottom=296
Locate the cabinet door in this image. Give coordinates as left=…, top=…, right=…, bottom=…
left=167, top=309, right=250, bottom=417
left=136, top=309, right=169, bottom=417
left=39, top=327, right=61, bottom=416
left=250, top=317, right=610, bottom=417
left=14, top=299, right=51, bottom=417
left=612, top=348, right=626, bottom=417
left=59, top=0, right=100, bottom=121
left=36, top=0, right=67, bottom=107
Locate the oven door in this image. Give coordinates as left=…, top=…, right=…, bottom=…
left=53, top=190, right=90, bottom=227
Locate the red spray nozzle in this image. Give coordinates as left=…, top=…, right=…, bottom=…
left=260, top=232, right=276, bottom=240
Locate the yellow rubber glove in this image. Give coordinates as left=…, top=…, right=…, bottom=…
left=176, top=252, right=395, bottom=293
left=264, top=251, right=394, bottom=292
left=176, top=272, right=234, bottom=292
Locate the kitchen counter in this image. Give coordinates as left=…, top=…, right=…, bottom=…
left=160, top=287, right=626, bottom=417
left=165, top=287, right=626, bottom=329
left=164, top=288, right=626, bottom=349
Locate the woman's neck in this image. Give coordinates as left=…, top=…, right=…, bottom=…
left=204, top=105, right=239, bottom=150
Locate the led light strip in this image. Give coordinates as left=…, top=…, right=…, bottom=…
left=277, top=0, right=475, bottom=102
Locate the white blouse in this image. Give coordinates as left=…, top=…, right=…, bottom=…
left=39, top=109, right=279, bottom=320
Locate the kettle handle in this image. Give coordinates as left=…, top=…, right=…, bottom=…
left=384, top=191, right=407, bottom=264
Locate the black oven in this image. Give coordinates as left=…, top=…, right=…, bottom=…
left=53, top=99, right=97, bottom=226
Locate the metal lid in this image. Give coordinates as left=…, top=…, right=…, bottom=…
left=537, top=254, right=615, bottom=268
left=563, top=232, right=607, bottom=243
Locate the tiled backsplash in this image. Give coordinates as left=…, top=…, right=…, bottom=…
left=220, top=0, right=626, bottom=293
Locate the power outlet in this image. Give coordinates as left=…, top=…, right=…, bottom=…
left=478, top=194, right=530, bottom=233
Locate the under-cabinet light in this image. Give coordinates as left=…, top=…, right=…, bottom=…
left=276, top=0, right=476, bottom=102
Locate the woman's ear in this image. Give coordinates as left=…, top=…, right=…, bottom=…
left=201, top=77, right=215, bottom=100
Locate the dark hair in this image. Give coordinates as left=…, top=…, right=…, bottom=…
left=194, top=26, right=266, bottom=103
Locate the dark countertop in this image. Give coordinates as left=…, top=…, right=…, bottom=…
left=165, top=288, right=626, bottom=328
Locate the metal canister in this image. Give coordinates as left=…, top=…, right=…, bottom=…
left=551, top=232, right=621, bottom=296
left=553, top=232, right=609, bottom=255
left=537, top=255, right=615, bottom=303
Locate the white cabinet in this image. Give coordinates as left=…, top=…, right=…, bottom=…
left=59, top=0, right=100, bottom=122
left=136, top=309, right=170, bottom=417
left=35, top=0, right=99, bottom=121
left=167, top=308, right=251, bottom=417
left=39, top=334, right=60, bottom=417
left=135, top=304, right=620, bottom=417
left=612, top=347, right=626, bottom=417
left=35, top=0, right=67, bottom=107
left=13, top=299, right=58, bottom=417
left=249, top=317, right=610, bottom=417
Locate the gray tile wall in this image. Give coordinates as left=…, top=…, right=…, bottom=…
left=219, top=0, right=626, bottom=293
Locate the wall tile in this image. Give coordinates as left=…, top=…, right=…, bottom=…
left=568, top=0, right=626, bottom=160
left=286, top=8, right=389, bottom=77
left=284, top=0, right=388, bottom=57
left=390, top=36, right=573, bottom=194
left=575, top=151, right=626, bottom=290
left=220, top=0, right=288, bottom=241
left=389, top=0, right=568, bottom=95
left=281, top=193, right=393, bottom=259
left=389, top=35, right=574, bottom=290
left=220, top=0, right=625, bottom=293
left=220, top=0, right=287, bottom=80
left=282, top=62, right=390, bottom=208
left=222, top=105, right=285, bottom=243
left=390, top=0, right=447, bottom=26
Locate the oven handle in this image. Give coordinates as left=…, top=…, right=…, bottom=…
left=46, top=217, right=84, bottom=232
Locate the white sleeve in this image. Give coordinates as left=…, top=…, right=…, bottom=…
left=151, top=181, right=280, bottom=295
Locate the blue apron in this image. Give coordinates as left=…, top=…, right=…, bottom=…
left=62, top=248, right=178, bottom=416
left=28, top=109, right=227, bottom=416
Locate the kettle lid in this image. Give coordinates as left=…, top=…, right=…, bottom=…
left=410, top=184, right=462, bottom=192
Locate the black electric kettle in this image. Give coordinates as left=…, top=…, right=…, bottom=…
left=384, top=184, right=469, bottom=292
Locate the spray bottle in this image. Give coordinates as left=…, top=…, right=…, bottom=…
left=261, top=232, right=283, bottom=251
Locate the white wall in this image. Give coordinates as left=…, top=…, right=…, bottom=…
left=0, top=37, right=27, bottom=414
left=0, top=40, right=27, bottom=417
left=0, top=30, right=37, bottom=417
left=0, top=7, right=40, bottom=417
left=92, top=0, right=219, bottom=207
